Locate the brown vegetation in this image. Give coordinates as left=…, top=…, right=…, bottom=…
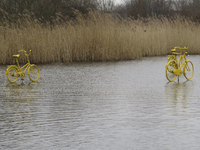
left=0, top=10, right=200, bottom=65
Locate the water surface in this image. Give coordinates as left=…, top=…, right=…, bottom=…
left=1, top=56, right=200, bottom=150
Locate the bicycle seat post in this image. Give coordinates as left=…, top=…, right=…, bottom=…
left=12, top=55, right=20, bottom=68
left=16, top=58, right=20, bottom=68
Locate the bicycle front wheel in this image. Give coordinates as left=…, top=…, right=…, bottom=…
left=166, top=60, right=177, bottom=82
left=7, top=67, right=18, bottom=83
left=28, top=65, right=40, bottom=81
left=183, top=60, right=194, bottom=80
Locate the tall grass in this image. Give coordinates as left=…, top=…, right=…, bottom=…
left=0, top=10, right=200, bottom=65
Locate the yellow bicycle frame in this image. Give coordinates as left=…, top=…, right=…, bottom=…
left=5, top=50, right=32, bottom=77
left=167, top=46, right=188, bottom=75
left=5, top=49, right=40, bottom=82
left=166, top=46, right=194, bottom=82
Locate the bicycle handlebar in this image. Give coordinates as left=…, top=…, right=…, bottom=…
left=173, top=46, right=188, bottom=55
left=174, top=46, right=188, bottom=50
left=18, top=50, right=31, bottom=56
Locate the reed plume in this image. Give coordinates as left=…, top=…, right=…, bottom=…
left=0, top=10, right=200, bottom=65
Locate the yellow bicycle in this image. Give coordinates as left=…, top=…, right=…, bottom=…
left=5, top=50, right=40, bottom=83
left=166, top=46, right=194, bottom=82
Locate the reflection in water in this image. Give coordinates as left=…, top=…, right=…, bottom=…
left=4, top=82, right=41, bottom=119
left=165, top=80, right=194, bottom=117
left=4, top=82, right=40, bottom=116
left=1, top=82, right=41, bottom=150
left=165, top=81, right=194, bottom=103
left=1, top=56, right=200, bottom=150
left=6, top=82, right=40, bottom=101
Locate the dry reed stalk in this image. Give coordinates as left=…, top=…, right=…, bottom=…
left=0, top=11, right=200, bottom=65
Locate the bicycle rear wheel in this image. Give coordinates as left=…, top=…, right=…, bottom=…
left=28, top=65, right=40, bottom=81
left=166, top=60, right=177, bottom=82
left=183, top=60, right=194, bottom=80
left=7, top=67, right=18, bottom=83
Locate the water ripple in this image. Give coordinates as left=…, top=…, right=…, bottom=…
left=0, top=56, right=200, bottom=150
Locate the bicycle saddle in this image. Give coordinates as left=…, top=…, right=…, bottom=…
left=171, top=49, right=176, bottom=52
left=172, top=52, right=180, bottom=55
left=13, top=54, right=20, bottom=58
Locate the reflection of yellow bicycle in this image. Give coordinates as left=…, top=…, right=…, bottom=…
left=5, top=50, right=40, bottom=83
left=166, top=46, right=194, bottom=82
left=6, top=82, right=40, bottom=101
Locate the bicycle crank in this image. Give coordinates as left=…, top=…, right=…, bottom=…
left=20, top=72, right=25, bottom=79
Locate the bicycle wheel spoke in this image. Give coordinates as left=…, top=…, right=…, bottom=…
left=167, top=71, right=176, bottom=80
left=166, top=60, right=177, bottom=82
left=28, top=65, right=40, bottom=81
left=7, top=68, right=18, bottom=82
left=184, top=61, right=194, bottom=80
left=186, top=65, right=191, bottom=71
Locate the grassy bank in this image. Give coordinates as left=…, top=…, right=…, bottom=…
left=0, top=11, right=200, bottom=65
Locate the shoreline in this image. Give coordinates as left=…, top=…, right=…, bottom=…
left=1, top=54, right=199, bottom=65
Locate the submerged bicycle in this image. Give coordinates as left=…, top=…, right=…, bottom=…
left=5, top=50, right=40, bottom=83
left=166, top=46, right=194, bottom=82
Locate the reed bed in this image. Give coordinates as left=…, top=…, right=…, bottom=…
left=0, top=11, right=200, bottom=65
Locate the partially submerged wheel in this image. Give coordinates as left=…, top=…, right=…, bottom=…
left=183, top=60, right=194, bottom=80
left=166, top=60, right=177, bottom=82
left=7, top=67, right=18, bottom=83
left=28, top=65, right=40, bottom=82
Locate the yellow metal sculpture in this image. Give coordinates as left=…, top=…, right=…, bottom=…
left=166, top=46, right=194, bottom=82
left=5, top=50, right=40, bottom=83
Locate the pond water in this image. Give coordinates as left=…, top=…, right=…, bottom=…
left=0, top=55, right=200, bottom=150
